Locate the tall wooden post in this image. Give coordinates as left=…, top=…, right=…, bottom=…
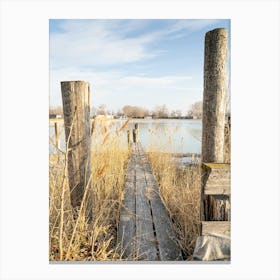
left=61, top=81, right=92, bottom=210
left=201, top=28, right=230, bottom=228
left=202, top=28, right=228, bottom=163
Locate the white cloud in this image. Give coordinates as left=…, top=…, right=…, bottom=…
left=50, top=19, right=220, bottom=68
left=50, top=20, right=159, bottom=68
left=49, top=19, right=220, bottom=110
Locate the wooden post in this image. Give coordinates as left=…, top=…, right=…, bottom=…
left=202, top=28, right=228, bottom=163
left=201, top=29, right=230, bottom=232
left=54, top=122, right=60, bottom=149
left=127, top=130, right=131, bottom=146
left=201, top=163, right=230, bottom=221
left=61, top=81, right=92, bottom=210
left=133, top=124, right=139, bottom=143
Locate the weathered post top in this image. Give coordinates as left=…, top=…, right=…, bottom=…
left=202, top=28, right=228, bottom=163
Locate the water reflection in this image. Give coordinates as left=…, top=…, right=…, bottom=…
left=49, top=119, right=202, bottom=155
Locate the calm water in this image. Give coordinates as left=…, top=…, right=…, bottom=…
left=49, top=119, right=202, bottom=155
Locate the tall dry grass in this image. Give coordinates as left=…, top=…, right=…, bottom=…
left=49, top=119, right=202, bottom=261
left=49, top=119, right=129, bottom=261
left=148, top=153, right=201, bottom=259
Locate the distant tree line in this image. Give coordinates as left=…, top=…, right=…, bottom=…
left=49, top=106, right=63, bottom=115
left=122, top=105, right=149, bottom=118
left=92, top=104, right=172, bottom=119
left=50, top=101, right=204, bottom=119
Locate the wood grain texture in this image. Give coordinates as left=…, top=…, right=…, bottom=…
left=61, top=81, right=91, bottom=210
left=202, top=221, right=230, bottom=237
left=201, top=163, right=231, bottom=221
left=135, top=152, right=158, bottom=260
left=202, top=163, right=230, bottom=195
left=117, top=153, right=136, bottom=259
left=118, top=144, right=138, bottom=259
left=118, top=143, right=182, bottom=260
left=202, top=28, right=228, bottom=163
left=145, top=171, right=183, bottom=260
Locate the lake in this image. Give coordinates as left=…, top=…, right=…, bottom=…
left=49, top=119, right=202, bottom=156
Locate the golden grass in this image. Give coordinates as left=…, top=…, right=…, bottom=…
left=148, top=153, right=201, bottom=259
left=49, top=119, right=201, bottom=261
left=49, top=119, right=129, bottom=261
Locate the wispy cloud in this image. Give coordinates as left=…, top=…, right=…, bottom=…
left=50, top=19, right=230, bottom=111
left=50, top=19, right=220, bottom=69
left=50, top=20, right=158, bottom=68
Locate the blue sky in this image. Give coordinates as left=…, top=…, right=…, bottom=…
left=49, top=19, right=230, bottom=114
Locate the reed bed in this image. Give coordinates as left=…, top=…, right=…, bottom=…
left=49, top=119, right=129, bottom=261
left=147, top=126, right=201, bottom=259
left=49, top=119, right=201, bottom=261
left=148, top=154, right=201, bottom=259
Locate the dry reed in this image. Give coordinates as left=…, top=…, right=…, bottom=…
left=50, top=118, right=201, bottom=260
left=49, top=118, right=129, bottom=261
left=148, top=153, right=201, bottom=259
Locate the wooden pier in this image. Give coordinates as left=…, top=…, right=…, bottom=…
left=117, top=142, right=182, bottom=261
left=52, top=27, right=231, bottom=262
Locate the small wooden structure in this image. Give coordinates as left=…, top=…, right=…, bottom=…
left=200, top=28, right=231, bottom=240
left=118, top=142, right=182, bottom=261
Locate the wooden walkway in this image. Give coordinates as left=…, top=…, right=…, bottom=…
left=117, top=143, right=182, bottom=261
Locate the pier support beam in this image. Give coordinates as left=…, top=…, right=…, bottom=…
left=195, top=28, right=230, bottom=261
left=201, top=28, right=230, bottom=222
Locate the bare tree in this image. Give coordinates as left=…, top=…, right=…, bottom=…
left=153, top=104, right=169, bottom=118
left=96, top=104, right=107, bottom=115
left=123, top=105, right=149, bottom=118
left=123, top=105, right=134, bottom=117
left=190, top=101, right=203, bottom=119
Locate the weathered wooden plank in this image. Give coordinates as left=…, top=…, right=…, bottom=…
left=203, top=167, right=230, bottom=194
left=118, top=180, right=136, bottom=259
left=136, top=144, right=182, bottom=260
left=204, top=183, right=230, bottom=195
left=202, top=163, right=230, bottom=170
left=135, top=156, right=158, bottom=260
left=145, top=171, right=183, bottom=261
left=204, top=195, right=231, bottom=221
left=117, top=155, right=136, bottom=259
left=118, top=142, right=183, bottom=261
left=201, top=163, right=231, bottom=220
left=202, top=221, right=230, bottom=237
